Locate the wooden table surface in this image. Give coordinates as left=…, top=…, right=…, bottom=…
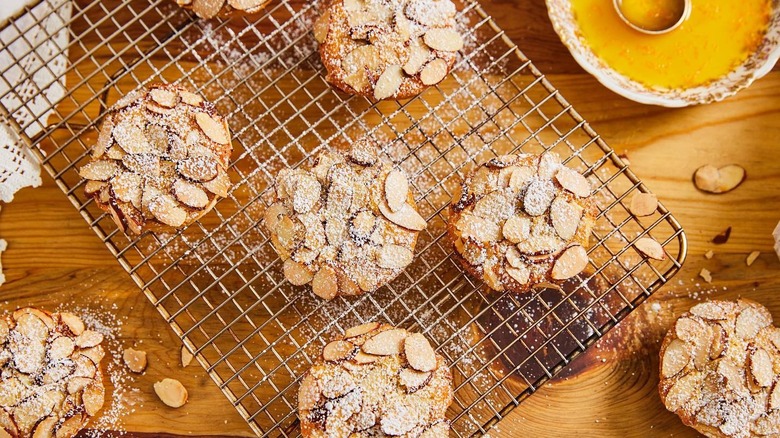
left=1, top=0, right=779, bottom=437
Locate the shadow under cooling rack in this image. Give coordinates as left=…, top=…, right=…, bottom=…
left=0, top=0, right=687, bottom=436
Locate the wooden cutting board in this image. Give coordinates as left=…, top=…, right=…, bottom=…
left=0, top=0, right=779, bottom=436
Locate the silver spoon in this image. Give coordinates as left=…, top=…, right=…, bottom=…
left=613, top=0, right=692, bottom=35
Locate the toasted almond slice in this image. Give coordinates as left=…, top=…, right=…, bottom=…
left=313, top=9, right=330, bottom=43
left=113, top=118, right=151, bottom=154
left=79, top=160, right=120, bottom=181
left=150, top=88, right=178, bottom=108
left=404, top=333, right=436, bottom=372
left=55, top=413, right=86, bottom=438
left=14, top=391, right=61, bottom=433
left=73, top=354, right=97, bottom=379
left=112, top=171, right=143, bottom=207
left=226, top=0, right=264, bottom=11
left=635, top=237, right=666, bottom=260
left=362, top=328, right=408, bottom=356
left=404, top=45, right=431, bottom=75
left=323, top=340, right=357, bottom=362
left=293, top=175, right=321, bottom=214
left=298, top=373, right=320, bottom=411
left=502, top=215, right=531, bottom=243
left=377, top=244, right=414, bottom=270
left=202, top=170, right=230, bottom=198
left=457, top=213, right=501, bottom=242
left=66, top=377, right=92, bottom=395
left=661, top=339, right=690, bottom=378
left=770, top=382, right=780, bottom=410
left=149, top=194, right=188, bottom=227
left=106, top=143, right=126, bottom=160
left=94, top=118, right=114, bottom=158
left=629, top=192, right=657, bottom=217
left=123, top=348, right=147, bottom=373
left=506, top=264, right=530, bottom=284
left=32, top=415, right=56, bottom=438
left=555, top=167, right=591, bottom=197
left=420, top=58, right=448, bottom=85
left=345, top=322, right=381, bottom=339
left=379, top=201, right=426, bottom=231
left=180, top=91, right=203, bottom=106
left=145, top=124, right=169, bottom=156
left=283, top=259, right=313, bottom=286
left=154, top=378, right=188, bottom=408
left=0, top=319, right=7, bottom=344
left=746, top=251, right=760, bottom=266
left=195, top=112, right=230, bottom=145
left=83, top=382, right=105, bottom=416
left=172, top=179, right=209, bottom=209
left=509, top=166, right=535, bottom=191
left=48, top=336, right=75, bottom=361
left=664, top=371, right=703, bottom=412
left=84, top=180, right=107, bottom=196
left=749, top=348, right=773, bottom=387
left=191, top=0, right=224, bottom=18
left=75, top=330, right=103, bottom=348
left=348, top=138, right=377, bottom=166
left=399, top=367, right=432, bottom=393
left=122, top=153, right=160, bottom=178
left=551, top=245, right=588, bottom=280
left=550, top=197, right=583, bottom=240
left=312, top=266, right=338, bottom=300
left=385, top=170, right=409, bottom=213
left=181, top=345, right=194, bottom=368
left=14, top=308, right=55, bottom=329
left=689, top=302, right=727, bottom=320
left=60, top=312, right=85, bottom=335
left=343, top=45, right=380, bottom=91
left=754, top=411, right=780, bottom=435
left=177, top=156, right=218, bottom=182
left=505, top=246, right=524, bottom=269
left=423, top=28, right=463, bottom=51
left=735, top=306, right=772, bottom=339
left=693, top=164, right=746, bottom=194
left=523, top=179, right=555, bottom=216
left=374, top=65, right=404, bottom=100
left=353, top=351, right=380, bottom=364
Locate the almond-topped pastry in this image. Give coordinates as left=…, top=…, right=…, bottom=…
left=315, top=0, right=463, bottom=100
left=659, top=300, right=780, bottom=438
left=263, top=139, right=426, bottom=299
left=79, top=83, right=232, bottom=235
left=0, top=308, right=107, bottom=438
left=298, top=323, right=453, bottom=437
left=447, top=152, right=596, bottom=293
left=175, top=0, right=272, bottom=19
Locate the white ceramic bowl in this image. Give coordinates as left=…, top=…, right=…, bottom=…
left=545, top=0, right=780, bottom=107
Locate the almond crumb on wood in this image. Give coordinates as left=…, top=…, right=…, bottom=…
left=746, top=251, right=760, bottom=266
left=181, top=345, right=194, bottom=368
left=699, top=268, right=712, bottom=283
left=122, top=348, right=147, bottom=373
left=154, top=378, right=189, bottom=408
left=704, top=250, right=714, bottom=259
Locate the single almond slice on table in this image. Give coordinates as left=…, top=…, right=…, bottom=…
left=322, top=340, right=357, bottom=362
left=699, top=268, right=712, bottom=283
left=404, top=333, right=436, bottom=372
left=635, top=237, right=665, bottom=260
left=181, top=345, right=194, bottom=368
left=693, top=164, right=745, bottom=194
left=362, top=328, right=408, bottom=356
left=629, top=192, right=657, bottom=217
left=661, top=339, right=690, bottom=378
left=154, top=378, right=188, bottom=408
left=123, top=348, right=148, bottom=373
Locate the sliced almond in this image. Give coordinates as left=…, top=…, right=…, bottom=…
left=32, top=416, right=57, bottom=438
left=551, top=245, right=588, bottom=280
left=180, top=91, right=203, bottom=106
left=555, top=167, right=591, bottom=197
left=423, top=28, right=463, bottom=51
left=202, top=170, right=230, bottom=198
left=398, top=367, right=432, bottom=393
left=664, top=371, right=704, bottom=412
left=84, top=180, right=107, bottom=196
left=293, top=175, right=321, bottom=214
left=82, top=382, right=105, bottom=416
left=689, top=302, right=728, bottom=320
left=298, top=373, right=320, bottom=412
left=404, top=45, right=431, bottom=75
left=172, top=179, right=209, bottom=209
left=195, top=112, right=230, bottom=145
left=353, top=351, right=380, bottom=364
left=379, top=201, right=426, bottom=231
left=523, top=179, right=555, bottom=216
left=404, top=333, right=436, bottom=372
left=753, top=411, right=780, bottom=435
left=55, top=413, right=85, bottom=438
left=42, top=362, right=75, bottom=385
left=502, top=215, right=531, bottom=243
left=149, top=194, right=188, bottom=227
left=344, top=322, right=381, bottom=339
left=629, top=192, right=657, bottom=217
left=14, top=308, right=54, bottom=328
left=749, top=348, right=773, bottom=387
left=313, top=9, right=330, bottom=43
left=746, top=251, right=760, bottom=266
left=122, top=153, right=160, bottom=178
left=150, top=88, right=178, bottom=108
left=311, top=266, right=339, bottom=300
left=509, top=166, right=535, bottom=191
left=154, top=378, right=188, bottom=408
left=177, top=156, right=219, bottom=182
left=113, top=118, right=151, bottom=154
left=635, top=237, right=666, bottom=260
left=661, top=339, right=691, bottom=378
left=374, top=65, right=404, bottom=100
left=60, top=312, right=85, bottom=335
left=693, top=164, right=746, bottom=194
left=385, top=170, right=409, bottom=213
left=112, top=171, right=143, bottom=207
left=283, top=259, right=313, bottom=286
left=506, top=264, right=530, bottom=284
left=735, top=306, right=772, bottom=339
left=48, top=336, right=75, bottom=361
left=348, top=138, right=377, bottom=166
left=456, top=213, right=501, bottom=242
left=709, top=324, right=727, bottom=359
left=343, top=45, right=381, bottom=91
left=181, top=345, right=194, bottom=368
left=550, top=197, right=583, bottom=240
left=14, top=391, right=60, bottom=433
left=377, top=244, right=414, bottom=270
left=769, top=382, right=780, bottom=410
left=74, top=330, right=103, bottom=348
left=123, top=348, right=148, bottom=373
left=420, top=58, right=448, bottom=85
left=79, top=160, right=120, bottom=181
left=73, top=354, right=98, bottom=379
left=323, top=340, right=357, bottom=362
left=362, top=328, right=408, bottom=356
left=0, top=319, right=7, bottom=344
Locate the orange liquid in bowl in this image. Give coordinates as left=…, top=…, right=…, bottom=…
left=570, top=0, right=772, bottom=89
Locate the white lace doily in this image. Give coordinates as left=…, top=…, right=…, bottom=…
left=0, top=0, right=72, bottom=202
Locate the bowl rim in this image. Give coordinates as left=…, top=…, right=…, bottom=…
left=544, top=0, right=780, bottom=107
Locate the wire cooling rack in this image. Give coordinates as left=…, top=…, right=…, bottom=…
left=1, top=0, right=687, bottom=436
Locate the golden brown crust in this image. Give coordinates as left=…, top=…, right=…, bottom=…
left=316, top=0, right=462, bottom=100
left=658, top=299, right=780, bottom=438
left=298, top=323, right=453, bottom=437
left=446, top=152, right=596, bottom=293
left=264, top=139, right=426, bottom=299
left=79, top=83, right=232, bottom=235
left=0, top=308, right=107, bottom=438
left=174, top=0, right=273, bottom=19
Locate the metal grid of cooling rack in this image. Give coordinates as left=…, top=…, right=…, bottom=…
left=1, top=0, right=687, bottom=436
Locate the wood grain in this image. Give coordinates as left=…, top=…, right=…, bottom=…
left=1, top=0, right=779, bottom=437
